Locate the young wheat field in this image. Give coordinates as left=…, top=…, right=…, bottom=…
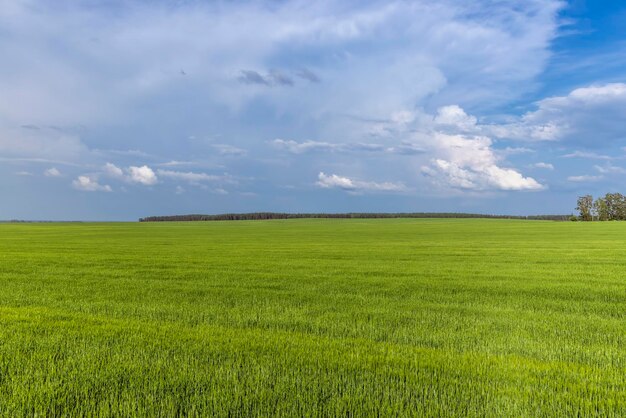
left=0, top=219, right=624, bottom=416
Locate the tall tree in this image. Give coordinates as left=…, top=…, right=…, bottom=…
left=593, top=197, right=609, bottom=221
left=604, top=193, right=626, bottom=220
left=576, top=195, right=594, bottom=221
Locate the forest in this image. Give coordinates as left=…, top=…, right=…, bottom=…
left=139, top=212, right=571, bottom=222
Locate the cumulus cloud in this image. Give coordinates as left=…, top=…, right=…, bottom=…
left=72, top=176, right=112, bottom=192
left=420, top=133, right=543, bottom=191
left=44, top=167, right=62, bottom=177
left=434, top=105, right=478, bottom=132
left=103, top=163, right=157, bottom=185
left=423, top=159, right=543, bottom=191
left=359, top=106, right=543, bottom=192
left=316, top=173, right=354, bottom=190
left=128, top=166, right=158, bottom=185
left=103, top=162, right=125, bottom=179
left=316, top=172, right=405, bottom=192
left=99, top=164, right=232, bottom=189
left=277, top=103, right=543, bottom=192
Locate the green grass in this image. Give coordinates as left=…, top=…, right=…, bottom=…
left=0, top=219, right=625, bottom=416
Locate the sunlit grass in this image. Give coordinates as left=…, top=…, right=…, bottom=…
left=0, top=219, right=624, bottom=416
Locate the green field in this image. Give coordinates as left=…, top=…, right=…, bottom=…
left=1, top=219, right=625, bottom=416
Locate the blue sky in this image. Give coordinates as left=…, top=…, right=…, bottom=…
left=2, top=0, right=626, bottom=220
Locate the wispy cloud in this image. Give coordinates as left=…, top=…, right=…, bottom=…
left=532, top=162, right=554, bottom=170
left=156, top=169, right=223, bottom=183
left=212, top=144, right=247, bottom=156
left=593, top=163, right=626, bottom=174
left=237, top=70, right=269, bottom=85
left=237, top=69, right=295, bottom=87
left=0, top=157, right=83, bottom=167
left=295, top=68, right=320, bottom=83
left=567, top=175, right=603, bottom=183
left=156, top=161, right=197, bottom=167
left=271, top=139, right=419, bottom=155
left=561, top=151, right=615, bottom=160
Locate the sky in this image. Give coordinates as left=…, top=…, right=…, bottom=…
left=1, top=0, right=626, bottom=220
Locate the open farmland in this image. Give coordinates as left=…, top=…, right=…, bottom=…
left=0, top=219, right=625, bottom=416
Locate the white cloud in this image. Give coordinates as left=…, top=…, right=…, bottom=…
left=423, top=159, right=543, bottom=191
left=72, top=176, right=112, bottom=192
left=128, top=165, right=158, bottom=185
left=532, top=162, right=554, bottom=170
left=316, top=172, right=405, bottom=192
left=283, top=105, right=544, bottom=193
left=434, top=105, right=478, bottom=131
left=103, top=162, right=125, bottom=179
left=0, top=0, right=572, bottom=206
left=567, top=175, right=603, bottom=183
left=316, top=172, right=355, bottom=190
left=44, top=167, right=61, bottom=177
left=100, top=164, right=231, bottom=188
left=420, top=133, right=543, bottom=191
left=490, top=83, right=626, bottom=145
left=0, top=0, right=562, bottom=128
left=103, top=162, right=159, bottom=186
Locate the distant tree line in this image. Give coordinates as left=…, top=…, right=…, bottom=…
left=139, top=212, right=571, bottom=222
left=576, top=193, right=626, bottom=221
left=0, top=220, right=84, bottom=223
